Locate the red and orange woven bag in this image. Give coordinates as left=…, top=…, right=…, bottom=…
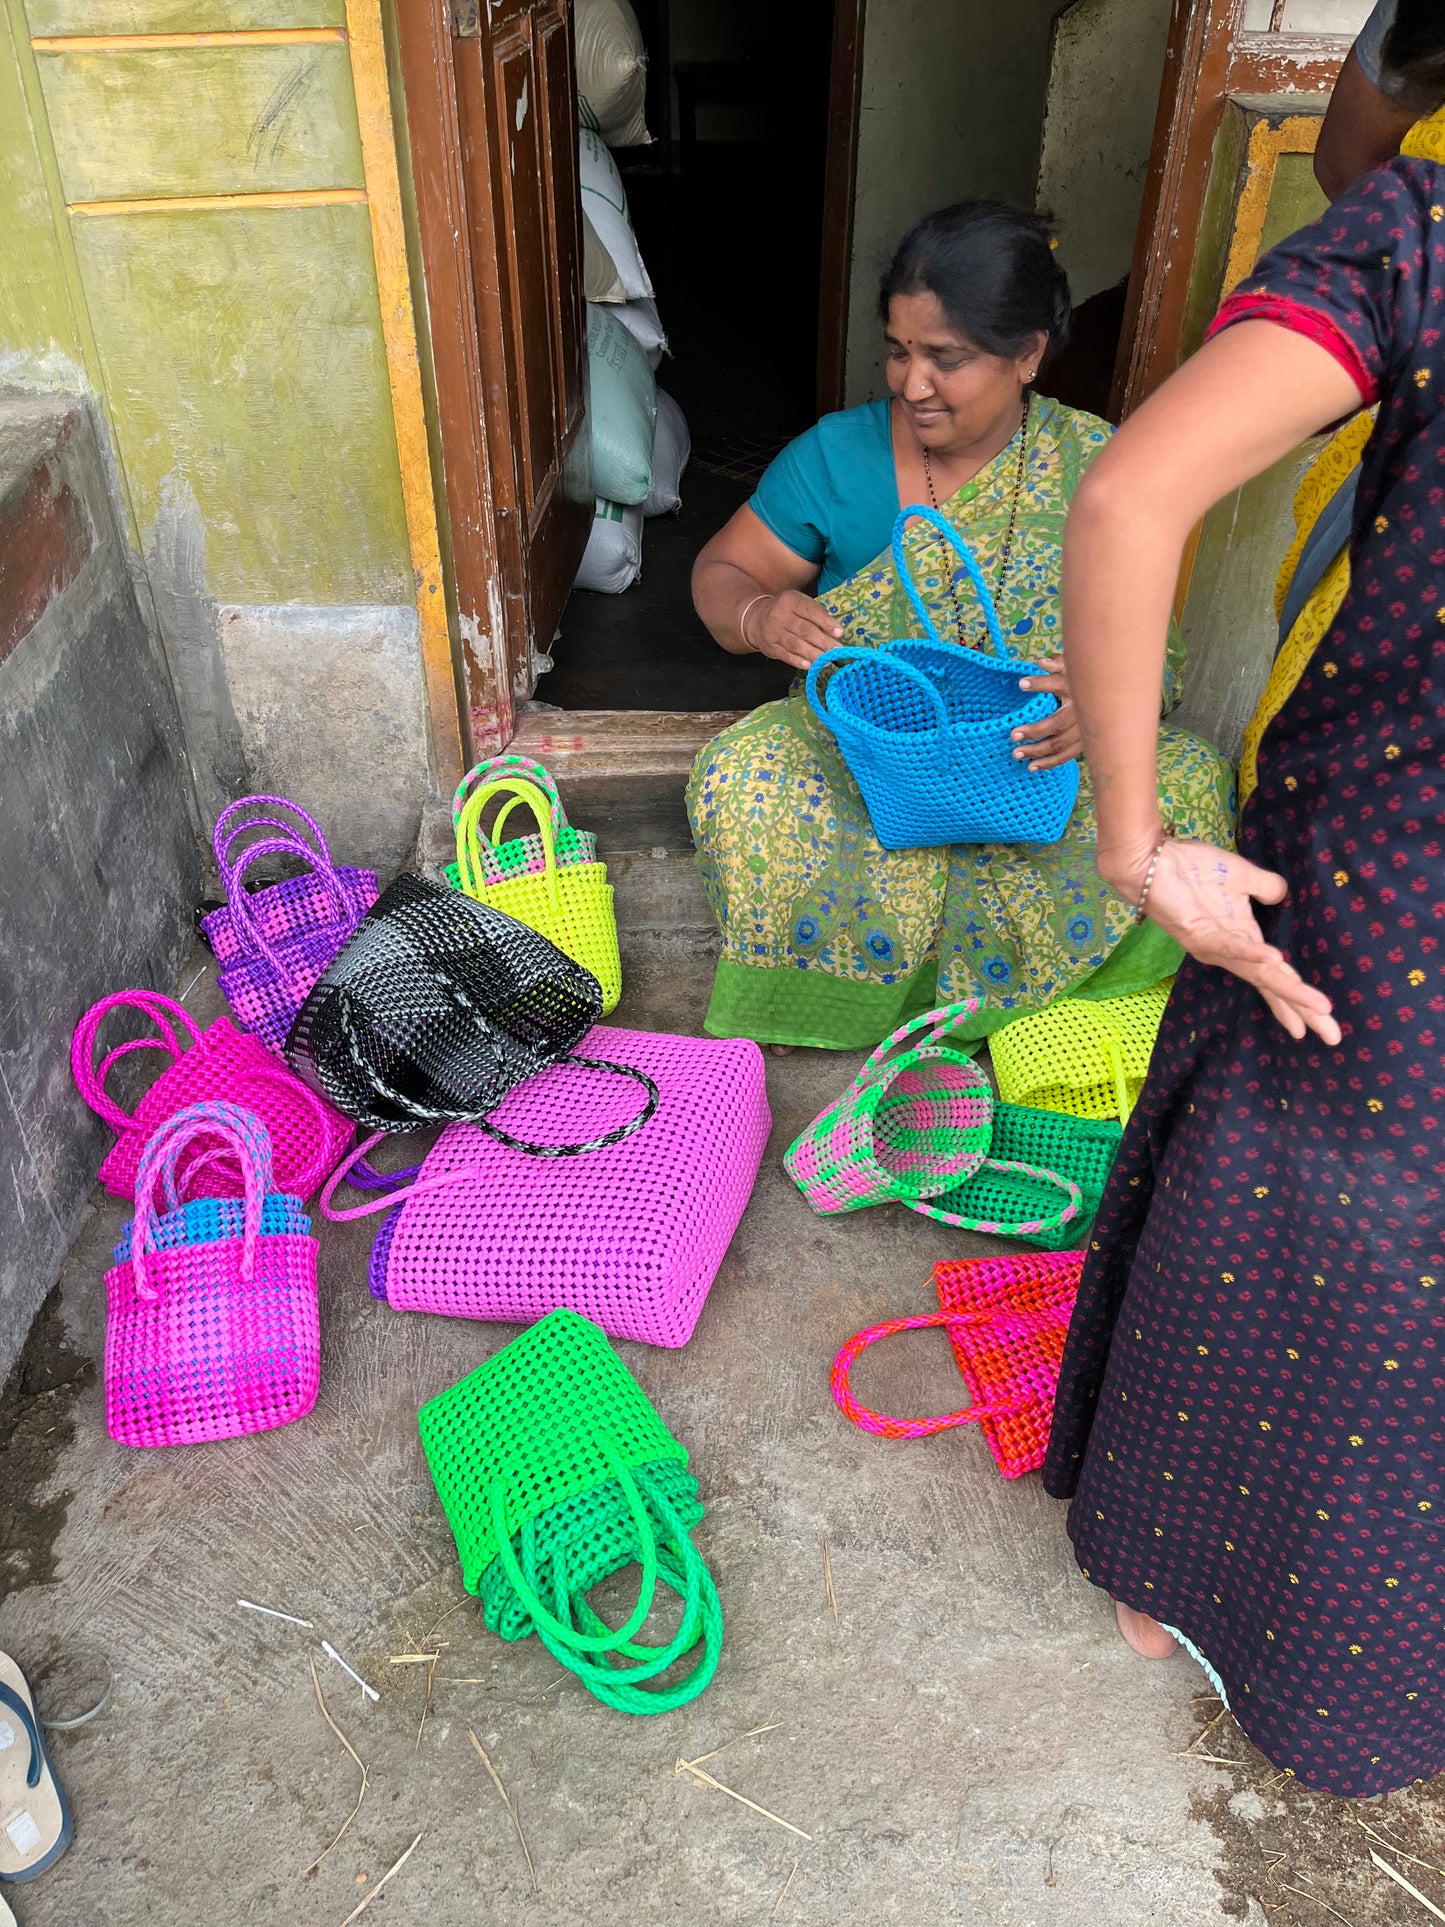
left=830, top=1250, right=1083, bottom=1479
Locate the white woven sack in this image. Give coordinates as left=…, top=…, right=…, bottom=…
left=612, top=295, right=667, bottom=368
left=575, top=498, right=643, bottom=594
left=644, top=390, right=690, bottom=518
left=587, top=303, right=656, bottom=505
left=575, top=0, right=651, bottom=148
left=579, top=126, right=653, bottom=301
left=583, top=210, right=626, bottom=304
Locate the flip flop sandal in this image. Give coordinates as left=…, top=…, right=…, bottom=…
left=0, top=1653, right=72, bottom=1882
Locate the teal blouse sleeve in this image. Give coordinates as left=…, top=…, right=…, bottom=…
left=748, top=426, right=830, bottom=573
left=748, top=400, right=898, bottom=594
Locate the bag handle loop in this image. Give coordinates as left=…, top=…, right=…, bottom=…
left=845, top=998, right=984, bottom=1100
left=489, top=1439, right=662, bottom=1654
left=805, top=644, right=950, bottom=738
left=72, top=990, right=205, bottom=1132
left=316, top=1057, right=660, bottom=1215
left=831, top=1309, right=1051, bottom=1437
left=129, top=1103, right=272, bottom=1299
left=891, top=503, right=1009, bottom=661
left=452, top=753, right=569, bottom=833
left=221, top=835, right=354, bottom=982
left=212, top=794, right=333, bottom=885
left=905, top=1156, right=1082, bottom=1236
left=528, top=1471, right=718, bottom=1696
left=455, top=778, right=561, bottom=906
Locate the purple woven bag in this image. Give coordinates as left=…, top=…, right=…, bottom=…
left=323, top=1025, right=770, bottom=1349
left=203, top=795, right=378, bottom=1054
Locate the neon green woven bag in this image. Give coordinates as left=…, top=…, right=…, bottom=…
left=454, top=779, right=622, bottom=1014
left=418, top=1310, right=722, bottom=1714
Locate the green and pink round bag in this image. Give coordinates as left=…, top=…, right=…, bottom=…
left=783, top=1003, right=1082, bottom=1239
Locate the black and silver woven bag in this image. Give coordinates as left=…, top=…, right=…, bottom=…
left=286, top=873, right=655, bottom=1153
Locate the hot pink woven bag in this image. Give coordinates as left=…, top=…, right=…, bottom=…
left=72, top=989, right=353, bottom=1201
left=202, top=795, right=378, bottom=1053
left=323, top=1026, right=770, bottom=1348
left=105, top=1103, right=321, bottom=1449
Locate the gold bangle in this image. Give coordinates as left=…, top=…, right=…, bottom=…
left=737, top=593, right=772, bottom=653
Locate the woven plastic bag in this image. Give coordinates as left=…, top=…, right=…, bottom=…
left=907, top=1102, right=1122, bottom=1252
left=784, top=1003, right=1082, bottom=1237
left=327, top=1025, right=768, bottom=1348
left=989, top=980, right=1172, bottom=1125
left=418, top=1308, right=722, bottom=1712
left=805, top=506, right=1079, bottom=850
left=287, top=872, right=654, bottom=1144
left=105, top=1102, right=320, bottom=1449
left=784, top=1003, right=993, bottom=1211
left=445, top=753, right=598, bottom=888
left=830, top=1250, right=1084, bottom=1478
left=454, top=777, right=622, bottom=1015
left=72, top=988, right=352, bottom=1201
left=203, top=794, right=378, bottom=1054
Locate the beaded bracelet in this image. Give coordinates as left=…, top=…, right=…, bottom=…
left=1133, top=837, right=1171, bottom=925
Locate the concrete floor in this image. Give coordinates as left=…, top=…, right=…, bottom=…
left=3, top=926, right=1436, bottom=1927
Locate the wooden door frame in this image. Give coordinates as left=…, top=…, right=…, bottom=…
left=816, top=0, right=866, bottom=417
left=1111, top=0, right=1352, bottom=420
left=393, top=0, right=522, bottom=759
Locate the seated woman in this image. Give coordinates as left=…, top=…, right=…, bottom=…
left=686, top=199, right=1236, bottom=1050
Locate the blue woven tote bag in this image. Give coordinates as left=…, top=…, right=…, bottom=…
left=804, top=506, right=1080, bottom=850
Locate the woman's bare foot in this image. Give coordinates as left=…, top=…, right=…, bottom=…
left=1115, top=1601, right=1179, bottom=1660
left=768, top=1043, right=796, bottom=1056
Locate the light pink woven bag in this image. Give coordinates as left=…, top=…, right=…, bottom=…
left=323, top=1026, right=770, bottom=1348
left=105, top=1103, right=320, bottom=1449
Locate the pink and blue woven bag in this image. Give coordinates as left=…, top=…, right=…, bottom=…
left=323, top=1025, right=769, bottom=1348
left=202, top=794, right=378, bottom=1054
left=104, top=1102, right=321, bottom=1449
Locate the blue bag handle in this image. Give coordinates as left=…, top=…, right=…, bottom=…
left=892, top=504, right=1009, bottom=661
left=805, top=644, right=950, bottom=737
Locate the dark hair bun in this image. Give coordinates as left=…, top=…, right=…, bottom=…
left=879, top=200, right=1073, bottom=365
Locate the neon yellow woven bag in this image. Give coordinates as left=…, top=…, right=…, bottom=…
left=455, top=778, right=622, bottom=1014
left=988, top=980, right=1172, bottom=1125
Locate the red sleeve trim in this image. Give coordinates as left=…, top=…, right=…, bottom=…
left=1206, top=291, right=1378, bottom=405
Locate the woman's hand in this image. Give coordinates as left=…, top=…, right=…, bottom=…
left=1013, top=656, right=1081, bottom=772
left=1107, top=839, right=1342, bottom=1047
left=744, top=591, right=844, bottom=671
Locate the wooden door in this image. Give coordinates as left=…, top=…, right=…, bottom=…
left=1112, top=0, right=1356, bottom=417
left=396, top=0, right=592, bottom=757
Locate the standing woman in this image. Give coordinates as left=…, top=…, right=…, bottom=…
left=1044, top=1, right=1445, bottom=1797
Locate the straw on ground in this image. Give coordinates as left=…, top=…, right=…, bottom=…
left=468, top=1727, right=539, bottom=1893
left=337, top=1833, right=422, bottom=1927
left=304, top=1656, right=368, bottom=1878
left=675, top=1758, right=812, bottom=1840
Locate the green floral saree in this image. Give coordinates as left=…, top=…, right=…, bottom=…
left=685, top=395, right=1237, bottom=1050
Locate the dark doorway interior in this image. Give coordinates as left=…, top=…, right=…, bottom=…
left=538, top=0, right=831, bottom=711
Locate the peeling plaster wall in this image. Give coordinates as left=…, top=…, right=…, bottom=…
left=0, top=393, right=199, bottom=1377
left=1037, top=0, right=1173, bottom=307
left=0, top=0, right=437, bottom=876
left=845, top=0, right=1064, bottom=405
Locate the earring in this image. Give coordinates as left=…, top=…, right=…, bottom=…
left=1025, top=369, right=1037, bottom=381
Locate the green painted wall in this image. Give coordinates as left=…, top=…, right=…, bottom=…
left=0, top=0, right=411, bottom=609
left=0, top=0, right=86, bottom=372
left=36, top=44, right=365, bottom=202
